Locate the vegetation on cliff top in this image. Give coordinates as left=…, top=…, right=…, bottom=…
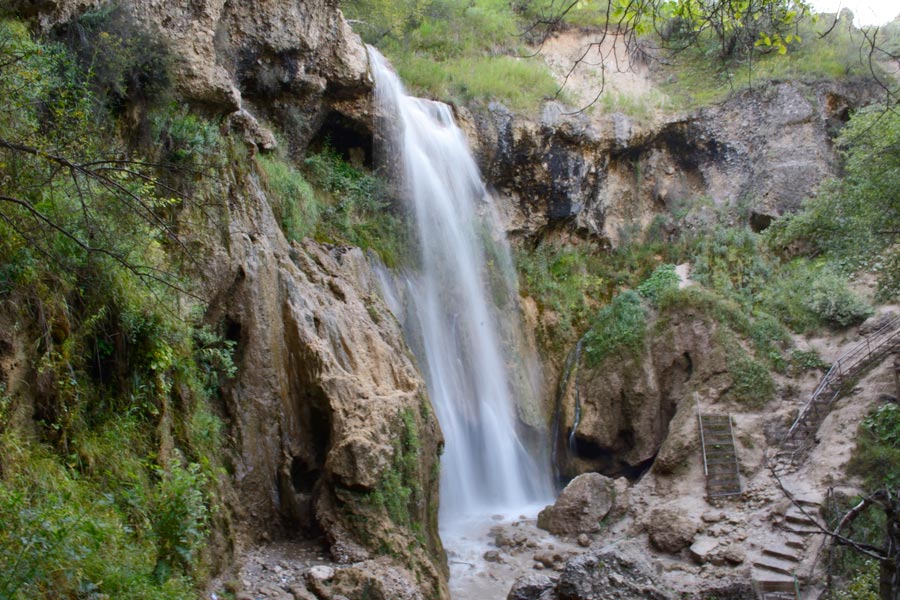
left=342, top=0, right=888, bottom=112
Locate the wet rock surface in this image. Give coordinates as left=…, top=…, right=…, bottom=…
left=555, top=550, right=673, bottom=600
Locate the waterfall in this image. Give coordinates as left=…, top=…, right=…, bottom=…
left=369, top=48, right=552, bottom=524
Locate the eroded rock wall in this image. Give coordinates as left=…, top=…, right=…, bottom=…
left=555, top=306, right=729, bottom=480
left=472, top=80, right=877, bottom=246
left=200, top=175, right=447, bottom=597
left=18, top=0, right=373, bottom=154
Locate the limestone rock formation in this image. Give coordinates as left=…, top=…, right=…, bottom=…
left=199, top=176, right=447, bottom=596
left=16, top=1, right=446, bottom=597
left=474, top=80, right=877, bottom=246
left=22, top=0, right=373, bottom=155
left=536, top=473, right=615, bottom=535
left=556, top=305, right=728, bottom=480
left=553, top=550, right=672, bottom=600
left=507, top=573, right=555, bottom=600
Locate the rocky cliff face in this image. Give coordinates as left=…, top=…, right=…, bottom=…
left=200, top=175, right=447, bottom=598
left=471, top=79, right=876, bottom=246
left=17, top=0, right=373, bottom=155
left=16, top=0, right=448, bottom=597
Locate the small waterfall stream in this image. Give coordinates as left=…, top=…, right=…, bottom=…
left=368, top=49, right=553, bottom=592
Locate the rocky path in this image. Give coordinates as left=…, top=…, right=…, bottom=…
left=209, top=540, right=334, bottom=600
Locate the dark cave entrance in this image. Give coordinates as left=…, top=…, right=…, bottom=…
left=308, top=111, right=373, bottom=170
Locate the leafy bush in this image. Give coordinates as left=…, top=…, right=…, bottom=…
left=637, top=263, right=680, bottom=304
left=726, top=349, right=775, bottom=407
left=803, top=269, right=873, bottom=327
left=151, top=461, right=210, bottom=581
left=515, top=242, right=608, bottom=341
left=849, top=404, right=900, bottom=490
left=152, top=104, right=223, bottom=167
left=834, top=559, right=879, bottom=600
left=788, top=348, right=829, bottom=375
left=767, top=105, right=900, bottom=300
left=583, top=291, right=647, bottom=366
left=0, top=17, right=229, bottom=598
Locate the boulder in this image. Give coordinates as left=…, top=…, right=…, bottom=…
left=537, top=473, right=615, bottom=535
left=507, top=573, right=555, bottom=600
left=329, top=559, right=425, bottom=600
left=647, top=508, right=698, bottom=554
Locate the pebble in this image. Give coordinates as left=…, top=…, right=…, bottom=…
left=577, top=533, right=590, bottom=547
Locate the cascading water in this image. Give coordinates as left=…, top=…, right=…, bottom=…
left=369, top=47, right=553, bottom=547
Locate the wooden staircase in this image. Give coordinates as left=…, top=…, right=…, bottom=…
left=779, top=314, right=900, bottom=460
left=699, top=413, right=742, bottom=497
left=752, top=498, right=822, bottom=599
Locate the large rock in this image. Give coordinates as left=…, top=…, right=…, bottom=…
left=647, top=508, right=698, bottom=554
left=507, top=573, right=555, bottom=600
left=554, top=551, right=672, bottom=600
left=537, top=473, right=615, bottom=535
left=200, top=181, right=448, bottom=596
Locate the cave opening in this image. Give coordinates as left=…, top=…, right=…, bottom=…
left=308, top=111, right=373, bottom=170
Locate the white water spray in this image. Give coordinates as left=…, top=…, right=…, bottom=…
left=369, top=49, right=552, bottom=527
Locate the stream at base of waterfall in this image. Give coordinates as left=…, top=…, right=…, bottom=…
left=368, top=48, right=555, bottom=597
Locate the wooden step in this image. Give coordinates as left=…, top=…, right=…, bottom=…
left=753, top=570, right=797, bottom=593
left=763, top=544, right=800, bottom=562
left=784, top=534, right=806, bottom=550
left=754, top=555, right=797, bottom=576
left=783, top=521, right=820, bottom=535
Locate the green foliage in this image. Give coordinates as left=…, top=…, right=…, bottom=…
left=515, top=242, right=609, bottom=340
left=850, top=404, right=900, bottom=490
left=390, top=53, right=559, bottom=110
left=583, top=291, right=647, bottom=366
left=258, top=147, right=409, bottom=267
left=725, top=345, right=775, bottom=407
left=305, top=147, right=409, bottom=267
left=833, top=560, right=880, bottom=600
left=0, top=17, right=230, bottom=598
left=758, top=259, right=872, bottom=331
left=689, top=226, right=771, bottom=304
left=768, top=105, right=900, bottom=300
left=788, top=348, right=829, bottom=374
left=803, top=270, right=873, bottom=327
left=151, top=461, right=209, bottom=581
left=0, top=434, right=199, bottom=600
left=658, top=12, right=871, bottom=108
left=257, top=155, right=321, bottom=241
left=345, top=0, right=558, bottom=110
left=637, top=263, right=680, bottom=304
left=54, top=4, right=173, bottom=115
left=152, top=103, right=223, bottom=167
